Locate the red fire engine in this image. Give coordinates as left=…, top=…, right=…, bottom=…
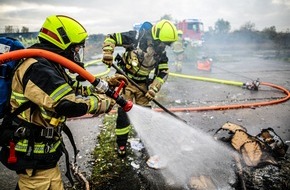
left=176, top=19, right=204, bottom=47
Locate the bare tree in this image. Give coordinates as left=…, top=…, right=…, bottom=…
left=214, top=19, right=231, bottom=34
left=240, top=21, right=256, bottom=31
left=21, top=26, right=29, bottom=33
left=160, top=14, right=173, bottom=21
left=5, top=25, right=13, bottom=33
left=262, top=26, right=276, bottom=40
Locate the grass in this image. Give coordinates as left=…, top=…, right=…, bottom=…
left=89, top=113, right=134, bottom=188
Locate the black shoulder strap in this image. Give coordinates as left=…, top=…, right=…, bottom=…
left=61, top=123, right=80, bottom=187
left=62, top=123, right=79, bottom=163
left=2, top=101, right=32, bottom=126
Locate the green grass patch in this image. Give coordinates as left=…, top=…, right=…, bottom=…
left=89, top=113, right=134, bottom=187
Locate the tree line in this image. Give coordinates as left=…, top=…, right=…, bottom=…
left=158, top=14, right=290, bottom=50
left=3, top=25, right=29, bottom=33
left=4, top=17, right=289, bottom=50
left=205, top=19, right=290, bottom=50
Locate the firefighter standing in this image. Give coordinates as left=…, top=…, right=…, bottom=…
left=102, top=20, right=178, bottom=157
left=0, top=15, right=128, bottom=189
left=172, top=30, right=187, bottom=72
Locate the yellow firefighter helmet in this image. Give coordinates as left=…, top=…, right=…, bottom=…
left=38, top=15, right=88, bottom=50
left=177, top=30, right=183, bottom=37
left=151, top=20, right=178, bottom=42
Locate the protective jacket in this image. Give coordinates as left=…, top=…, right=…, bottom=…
left=104, top=30, right=169, bottom=85
left=172, top=38, right=185, bottom=54
left=103, top=30, right=170, bottom=147
left=0, top=43, right=110, bottom=174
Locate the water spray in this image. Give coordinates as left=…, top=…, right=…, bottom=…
left=0, top=49, right=133, bottom=112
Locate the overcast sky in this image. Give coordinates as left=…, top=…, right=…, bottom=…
left=0, top=0, right=289, bottom=34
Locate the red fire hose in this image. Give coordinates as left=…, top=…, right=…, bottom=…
left=0, top=49, right=133, bottom=112
left=0, top=49, right=95, bottom=83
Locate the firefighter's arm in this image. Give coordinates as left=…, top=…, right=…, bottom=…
left=145, top=76, right=166, bottom=100
left=55, top=74, right=128, bottom=116
left=102, top=36, right=116, bottom=67
left=102, top=31, right=137, bottom=67
left=71, top=74, right=128, bottom=99
left=87, top=94, right=116, bottom=115
left=145, top=54, right=169, bottom=100
left=21, top=61, right=114, bottom=117
left=71, top=80, right=96, bottom=96
left=54, top=93, right=115, bottom=117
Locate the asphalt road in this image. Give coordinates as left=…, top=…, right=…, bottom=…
left=164, top=50, right=290, bottom=142
left=0, top=49, right=289, bottom=189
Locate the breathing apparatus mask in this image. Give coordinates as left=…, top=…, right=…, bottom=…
left=58, top=43, right=86, bottom=82
left=152, top=39, right=172, bottom=54
left=63, top=43, right=85, bottom=71
left=66, top=43, right=85, bottom=63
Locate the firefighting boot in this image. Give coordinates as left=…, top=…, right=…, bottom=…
left=117, top=144, right=127, bottom=158
left=116, top=137, right=128, bottom=158
left=116, top=107, right=130, bottom=158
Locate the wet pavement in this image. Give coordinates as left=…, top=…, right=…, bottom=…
left=164, top=52, right=290, bottom=142
left=0, top=50, right=290, bottom=189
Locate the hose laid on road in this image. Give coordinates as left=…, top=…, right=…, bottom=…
left=154, top=80, right=290, bottom=112
left=71, top=61, right=290, bottom=116
left=2, top=50, right=287, bottom=116
left=169, top=72, right=244, bottom=87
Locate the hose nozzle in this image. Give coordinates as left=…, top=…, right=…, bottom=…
left=113, top=94, right=133, bottom=112
left=93, top=79, right=133, bottom=112
left=242, top=78, right=260, bottom=91
left=111, top=80, right=133, bottom=112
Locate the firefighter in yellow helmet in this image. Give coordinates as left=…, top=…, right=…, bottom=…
left=102, top=19, right=178, bottom=157
left=172, top=29, right=187, bottom=72
left=0, top=15, right=127, bottom=189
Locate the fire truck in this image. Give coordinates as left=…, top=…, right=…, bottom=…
left=176, top=19, right=204, bottom=47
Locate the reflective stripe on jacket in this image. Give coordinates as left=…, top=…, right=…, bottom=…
left=105, top=30, right=169, bottom=83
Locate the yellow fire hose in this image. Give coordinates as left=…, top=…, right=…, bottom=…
left=153, top=72, right=290, bottom=112
left=169, top=72, right=244, bottom=87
